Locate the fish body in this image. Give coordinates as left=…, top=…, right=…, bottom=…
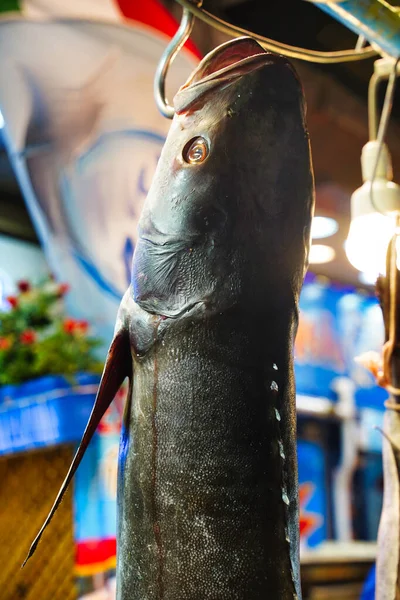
left=118, top=37, right=313, bottom=599
left=25, top=37, right=314, bottom=600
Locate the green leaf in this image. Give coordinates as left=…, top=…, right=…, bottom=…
left=0, top=0, right=20, bottom=13
left=0, top=277, right=104, bottom=385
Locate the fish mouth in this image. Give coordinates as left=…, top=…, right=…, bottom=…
left=185, top=37, right=287, bottom=86
left=174, top=36, right=291, bottom=114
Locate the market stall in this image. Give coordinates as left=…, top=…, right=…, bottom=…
left=1, top=1, right=400, bottom=599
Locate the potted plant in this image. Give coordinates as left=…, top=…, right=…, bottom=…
left=0, top=278, right=104, bottom=454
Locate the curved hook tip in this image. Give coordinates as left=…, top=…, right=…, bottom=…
left=154, top=8, right=195, bottom=119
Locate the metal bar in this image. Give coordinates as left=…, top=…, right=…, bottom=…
left=176, top=0, right=377, bottom=63
left=315, top=0, right=400, bottom=58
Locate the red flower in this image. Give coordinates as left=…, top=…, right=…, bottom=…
left=63, top=318, right=75, bottom=334
left=76, top=320, right=89, bottom=334
left=0, top=337, right=11, bottom=350
left=58, top=283, right=70, bottom=297
left=17, top=280, right=31, bottom=293
left=63, top=319, right=89, bottom=335
left=20, top=330, right=36, bottom=345
left=6, top=296, right=18, bottom=308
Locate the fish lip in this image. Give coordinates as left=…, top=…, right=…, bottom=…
left=140, top=234, right=198, bottom=248
left=174, top=37, right=296, bottom=115
left=138, top=299, right=206, bottom=320
left=182, top=54, right=269, bottom=91
left=180, top=36, right=290, bottom=90
left=138, top=222, right=200, bottom=247
left=162, top=300, right=206, bottom=319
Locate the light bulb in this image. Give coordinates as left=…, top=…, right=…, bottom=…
left=345, top=140, right=400, bottom=276
left=346, top=213, right=397, bottom=275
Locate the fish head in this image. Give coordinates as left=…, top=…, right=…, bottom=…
left=133, top=37, right=314, bottom=318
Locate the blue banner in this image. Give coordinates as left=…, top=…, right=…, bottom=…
left=295, top=276, right=387, bottom=409
left=298, top=439, right=328, bottom=549
left=0, top=373, right=100, bottom=455
left=74, top=386, right=125, bottom=576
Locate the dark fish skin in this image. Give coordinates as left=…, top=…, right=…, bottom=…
left=121, top=36, right=314, bottom=600
left=118, top=302, right=301, bottom=600
left=24, top=37, right=314, bottom=600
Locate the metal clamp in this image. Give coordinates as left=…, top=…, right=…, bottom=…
left=154, top=7, right=196, bottom=119
left=368, top=58, right=400, bottom=140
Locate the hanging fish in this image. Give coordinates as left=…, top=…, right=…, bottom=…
left=24, top=37, right=314, bottom=599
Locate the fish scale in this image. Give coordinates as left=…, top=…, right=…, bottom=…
left=118, top=311, right=293, bottom=599
left=24, top=36, right=314, bottom=599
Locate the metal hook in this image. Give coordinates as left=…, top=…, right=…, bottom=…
left=154, top=7, right=196, bottom=119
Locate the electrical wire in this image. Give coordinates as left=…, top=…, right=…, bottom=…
left=376, top=60, right=399, bottom=146
left=369, top=57, right=399, bottom=214
left=175, top=0, right=378, bottom=64
left=355, top=35, right=366, bottom=52
left=368, top=69, right=386, bottom=140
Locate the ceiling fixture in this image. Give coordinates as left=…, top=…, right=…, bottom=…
left=309, top=244, right=336, bottom=265
left=311, top=216, right=339, bottom=240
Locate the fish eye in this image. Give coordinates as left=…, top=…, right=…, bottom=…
left=182, top=136, right=209, bottom=165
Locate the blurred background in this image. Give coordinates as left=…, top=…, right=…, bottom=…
left=0, top=1, right=399, bottom=599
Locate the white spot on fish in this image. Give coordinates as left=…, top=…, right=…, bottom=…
left=275, top=408, right=281, bottom=422
left=273, top=363, right=278, bottom=370
left=134, top=398, right=145, bottom=420
left=271, top=381, right=279, bottom=392
left=278, top=440, right=286, bottom=460
left=282, top=490, right=290, bottom=506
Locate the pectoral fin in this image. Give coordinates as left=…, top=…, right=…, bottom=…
left=22, top=326, right=132, bottom=566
